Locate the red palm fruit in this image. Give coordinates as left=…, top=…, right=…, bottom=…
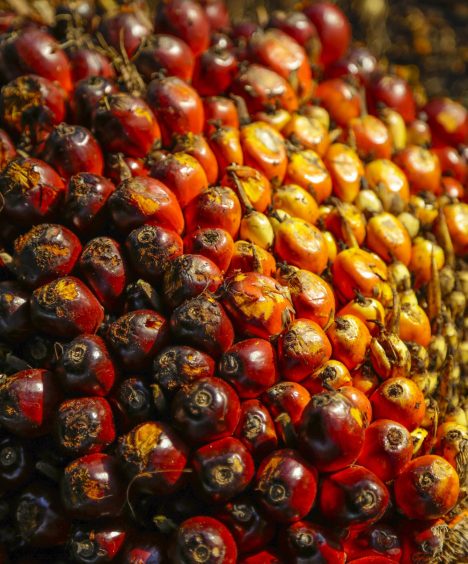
left=440, top=176, right=465, bottom=200
left=170, top=516, right=237, bottom=564
left=125, top=224, right=183, bottom=284
left=0, top=369, right=59, bottom=437
left=149, top=151, right=208, bottom=208
left=203, top=96, right=239, bottom=134
left=235, top=399, right=278, bottom=459
left=0, top=435, right=34, bottom=493
left=200, top=0, right=230, bottom=30
left=276, top=265, right=335, bottom=330
left=239, top=550, right=282, bottom=564
left=216, top=495, right=276, bottom=555
left=67, top=46, right=114, bottom=83
left=278, top=319, right=332, bottom=382
left=173, top=133, right=219, bottom=185
left=219, top=339, right=278, bottom=398
left=262, top=381, right=311, bottom=438
left=12, top=224, right=80, bottom=289
left=357, top=419, right=413, bottom=482
left=70, top=76, right=118, bottom=127
left=231, top=64, right=299, bottom=114
left=64, top=173, right=115, bottom=236
left=31, top=277, right=104, bottom=338
left=192, top=437, right=255, bottom=503
left=393, top=146, right=441, bottom=195
left=93, top=94, right=161, bottom=159
left=0, top=281, right=30, bottom=343
left=153, top=345, right=215, bottom=397
left=79, top=237, right=127, bottom=311
left=248, top=29, right=313, bottom=102
left=0, top=74, right=66, bottom=137
left=106, top=309, right=168, bottom=372
left=304, top=2, right=351, bottom=66
left=55, top=397, right=115, bottom=457
left=344, top=523, right=401, bottom=562
left=170, top=294, right=234, bottom=358
left=433, top=146, right=466, bottom=184
left=209, top=125, right=244, bottom=174
left=172, top=376, right=240, bottom=444
left=111, top=377, right=159, bottom=433
left=0, top=28, right=72, bottom=91
left=327, top=315, right=372, bottom=371
left=192, top=46, right=238, bottom=97
left=280, top=522, right=346, bottom=563
left=135, top=34, right=194, bottom=82
left=319, top=466, right=390, bottom=529
left=339, top=385, right=372, bottom=427
left=255, top=449, right=318, bottom=523
left=367, top=74, right=416, bottom=124
left=68, top=521, right=127, bottom=564
left=155, top=0, right=210, bottom=57
left=316, top=78, right=361, bottom=127
left=424, top=97, right=468, bottom=147
left=116, top=532, right=166, bottom=564
left=0, top=128, right=16, bottom=169
left=41, top=124, right=103, bottom=180
left=222, top=164, right=271, bottom=213
left=0, top=157, right=65, bottom=226
left=241, top=121, right=287, bottom=182
left=124, top=279, right=164, bottom=314
left=146, top=75, right=204, bottom=146
left=394, top=455, right=460, bottom=520
left=184, top=186, right=242, bottom=238
left=117, top=421, right=188, bottom=494
left=227, top=241, right=276, bottom=277
left=162, top=254, right=222, bottom=309
left=14, top=482, right=71, bottom=547
left=55, top=334, right=115, bottom=397
left=105, top=154, right=151, bottom=184
left=349, top=115, right=392, bottom=161
left=298, top=390, right=365, bottom=472
left=183, top=228, right=234, bottom=273
left=370, top=377, right=425, bottom=431
left=109, top=175, right=183, bottom=234
left=269, top=10, right=320, bottom=62
left=61, top=454, right=125, bottom=520
left=98, top=9, right=151, bottom=57
left=302, top=360, right=352, bottom=395
left=222, top=272, right=295, bottom=339
left=325, top=46, right=377, bottom=85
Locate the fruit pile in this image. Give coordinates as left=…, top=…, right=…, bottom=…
left=0, top=1, right=466, bottom=562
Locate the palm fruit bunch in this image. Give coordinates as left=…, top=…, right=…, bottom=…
left=0, top=1, right=466, bottom=563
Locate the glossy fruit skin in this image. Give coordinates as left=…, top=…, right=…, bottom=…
left=424, top=97, right=468, bottom=147
left=344, top=523, right=401, bottom=562
left=174, top=133, right=219, bottom=185
left=203, top=96, right=239, bottom=134
left=227, top=241, right=276, bottom=277
left=222, top=272, right=295, bottom=340
left=367, top=74, right=416, bottom=124
left=118, top=532, right=166, bottom=564
left=280, top=521, right=346, bottom=564
left=61, top=453, right=125, bottom=520
left=169, top=516, right=237, bottom=564
left=184, top=186, right=242, bottom=238
left=319, top=465, right=390, bottom=530
left=31, top=276, right=104, bottom=339
left=394, top=455, right=460, bottom=520
left=0, top=369, right=59, bottom=437
left=192, top=437, right=254, bottom=503
left=172, top=376, right=240, bottom=444
left=192, top=46, right=238, bottom=97
left=68, top=520, right=127, bottom=564
left=70, top=76, right=118, bottom=128
left=78, top=237, right=126, bottom=311
left=147, top=76, right=204, bottom=146
left=0, top=281, right=31, bottom=342
left=135, top=33, right=194, bottom=82
left=325, top=46, right=377, bottom=85
left=327, top=315, right=372, bottom=371
left=14, top=482, right=70, bottom=547
left=0, top=128, right=16, bottom=169
left=241, top=121, right=287, bottom=183
left=41, top=123, right=103, bottom=180
left=219, top=339, right=278, bottom=398
left=0, top=157, right=65, bottom=227
left=55, top=334, right=115, bottom=397
left=93, top=94, right=161, bottom=159
left=366, top=212, right=412, bottom=265
left=261, top=382, right=311, bottom=432
left=98, top=10, right=150, bottom=57
left=125, top=224, right=183, bottom=284
left=209, top=124, right=244, bottom=175
left=0, top=28, right=72, bottom=92
left=117, top=421, right=188, bottom=495
left=170, top=294, right=234, bottom=358
left=16, top=223, right=81, bottom=290
left=394, top=146, right=441, bottom=195
left=111, top=377, right=158, bottom=433
left=255, top=449, right=318, bottom=523
left=350, top=115, right=392, bottom=161
left=234, top=399, right=278, bottom=460
left=357, top=419, right=413, bottom=483
left=184, top=228, right=234, bottom=273
left=67, top=46, right=115, bottom=83
left=216, top=495, right=276, bottom=555
left=298, top=390, right=365, bottom=472
left=302, top=360, right=352, bottom=395
left=365, top=158, right=410, bottom=214
left=304, top=2, right=350, bottom=66
left=370, top=377, right=426, bottom=431
left=106, top=309, right=168, bottom=372
left=0, top=435, right=34, bottom=493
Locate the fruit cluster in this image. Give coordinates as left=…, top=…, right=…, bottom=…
left=0, top=1, right=466, bottom=563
